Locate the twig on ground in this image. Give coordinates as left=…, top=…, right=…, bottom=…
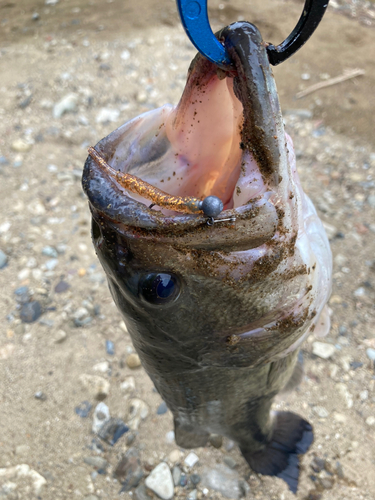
left=295, top=68, right=365, bottom=99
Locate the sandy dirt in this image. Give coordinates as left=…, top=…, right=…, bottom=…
left=0, top=0, right=375, bottom=499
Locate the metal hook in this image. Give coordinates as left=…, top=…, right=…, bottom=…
left=207, top=217, right=236, bottom=226
left=176, top=0, right=329, bottom=67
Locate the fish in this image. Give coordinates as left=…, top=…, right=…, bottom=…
left=82, top=21, right=332, bottom=493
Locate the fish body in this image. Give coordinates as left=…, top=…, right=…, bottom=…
left=82, top=22, right=332, bottom=492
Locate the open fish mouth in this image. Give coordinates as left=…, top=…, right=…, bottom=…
left=82, top=23, right=290, bottom=248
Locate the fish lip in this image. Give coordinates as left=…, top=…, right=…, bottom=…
left=83, top=149, right=279, bottom=251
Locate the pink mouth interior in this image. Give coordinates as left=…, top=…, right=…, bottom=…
left=165, top=74, right=265, bottom=210
left=112, top=70, right=267, bottom=211
left=166, top=75, right=243, bottom=208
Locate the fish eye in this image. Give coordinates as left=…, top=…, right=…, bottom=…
left=139, top=273, right=180, bottom=305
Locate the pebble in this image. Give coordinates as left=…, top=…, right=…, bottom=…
left=0, top=344, right=15, bottom=360
left=34, top=391, right=47, bottom=401
left=105, top=340, right=115, bottom=355
left=53, top=93, right=78, bottom=118
left=75, top=401, right=92, bottom=418
left=128, top=398, right=149, bottom=430
left=96, top=107, right=120, bottom=124
left=135, top=483, right=153, bottom=500
left=318, top=477, right=334, bottom=489
left=367, top=195, right=375, bottom=208
left=83, top=456, right=108, bottom=471
left=310, top=456, right=326, bottom=473
left=92, top=402, right=110, bottom=433
left=54, top=280, right=70, bottom=293
left=53, top=329, right=67, bottom=343
left=121, top=50, right=131, bottom=60
left=208, top=434, right=223, bottom=448
left=312, top=341, right=336, bottom=359
left=20, top=301, right=42, bottom=323
left=0, top=221, right=11, bottom=234
left=359, top=390, right=368, bottom=401
left=145, top=462, right=174, bottom=500
left=223, top=456, right=237, bottom=469
left=165, top=431, right=175, bottom=444
left=365, top=416, right=375, bottom=426
left=157, top=401, right=168, bottom=415
left=190, top=473, right=201, bottom=485
left=93, top=361, right=109, bottom=373
left=0, top=250, right=8, bottom=269
left=120, top=376, right=136, bottom=393
left=180, top=472, right=188, bottom=487
left=354, top=287, right=366, bottom=298
left=42, top=246, right=58, bottom=259
left=45, top=258, right=58, bottom=270
left=115, top=448, right=144, bottom=491
left=172, top=465, right=181, bottom=486
left=168, top=449, right=181, bottom=464
left=366, top=348, right=375, bottom=362
left=98, top=417, right=129, bottom=445
left=313, top=406, right=329, bottom=418
left=79, top=374, right=110, bottom=401
left=11, top=139, right=32, bottom=152
left=184, top=452, right=199, bottom=468
left=126, top=353, right=141, bottom=368
left=187, top=490, right=198, bottom=500
left=0, top=464, right=47, bottom=495
left=15, top=444, right=30, bottom=456
left=201, top=464, right=241, bottom=500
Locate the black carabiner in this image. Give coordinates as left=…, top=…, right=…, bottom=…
left=267, top=0, right=329, bottom=66
left=176, top=0, right=329, bottom=67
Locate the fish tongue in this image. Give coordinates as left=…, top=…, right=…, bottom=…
left=165, top=57, right=244, bottom=207
left=165, top=22, right=281, bottom=209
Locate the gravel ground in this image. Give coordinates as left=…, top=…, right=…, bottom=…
left=0, top=0, right=375, bottom=499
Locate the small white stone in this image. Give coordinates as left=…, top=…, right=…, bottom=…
left=168, top=449, right=182, bottom=463
left=145, top=462, right=174, bottom=500
left=121, top=50, right=130, bottom=60
left=17, top=268, right=30, bottom=280
left=96, top=107, right=120, bottom=124
left=336, top=383, right=353, bottom=409
left=11, top=139, right=32, bottom=152
left=128, top=398, right=149, bottom=430
left=0, top=221, right=11, bottom=234
left=314, top=406, right=329, bottom=418
left=365, top=416, right=375, bottom=426
left=15, top=445, right=30, bottom=456
left=312, top=342, right=336, bottom=359
left=0, top=344, right=16, bottom=360
left=354, top=287, right=366, bottom=298
left=120, top=376, right=135, bottom=393
left=359, top=390, right=368, bottom=401
left=184, top=452, right=199, bottom=468
left=136, top=91, right=147, bottom=103
left=29, top=200, right=46, bottom=215
left=93, top=361, right=109, bottom=373
left=53, top=329, right=67, bottom=344
left=92, top=402, right=110, bottom=433
left=165, top=431, right=175, bottom=444
left=79, top=374, right=110, bottom=400
left=53, top=93, right=78, bottom=118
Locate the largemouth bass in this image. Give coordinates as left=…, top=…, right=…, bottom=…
left=82, top=22, right=332, bottom=492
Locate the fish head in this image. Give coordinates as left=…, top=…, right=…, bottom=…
left=82, top=22, right=332, bottom=372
